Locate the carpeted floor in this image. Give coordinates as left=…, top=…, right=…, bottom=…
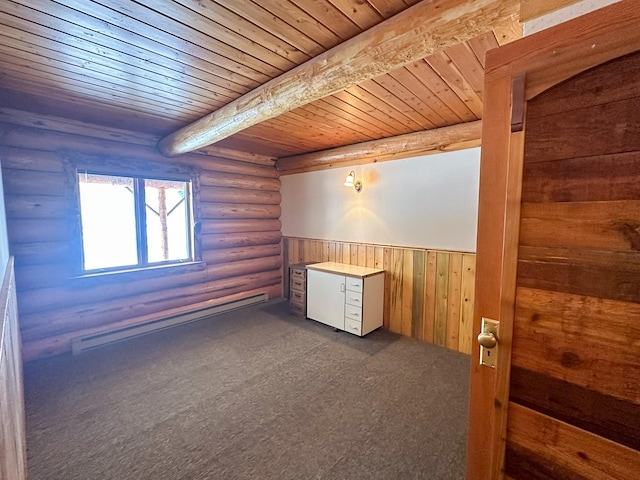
left=23, top=299, right=470, bottom=480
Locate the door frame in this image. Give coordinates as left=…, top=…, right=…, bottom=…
left=465, top=1, right=640, bottom=478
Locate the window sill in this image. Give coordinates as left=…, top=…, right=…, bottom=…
left=70, top=261, right=206, bottom=285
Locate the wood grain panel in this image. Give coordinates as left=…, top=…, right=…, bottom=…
left=458, top=254, right=476, bottom=354
left=505, top=403, right=640, bottom=480
left=283, top=237, right=475, bottom=354
left=526, top=48, right=640, bottom=120
left=522, top=152, right=640, bottom=203
left=434, top=252, right=450, bottom=347
left=0, top=260, right=27, bottom=480
left=512, top=289, right=639, bottom=402
left=524, top=97, right=640, bottom=164
left=517, top=255, right=640, bottom=304
left=507, top=48, right=640, bottom=478
left=511, top=366, right=640, bottom=451
left=519, top=200, right=640, bottom=252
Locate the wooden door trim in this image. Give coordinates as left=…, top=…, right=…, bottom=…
left=466, top=1, right=640, bottom=479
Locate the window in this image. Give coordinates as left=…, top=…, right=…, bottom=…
left=77, top=172, right=194, bottom=272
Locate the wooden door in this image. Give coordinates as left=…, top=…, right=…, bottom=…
left=466, top=2, right=640, bottom=478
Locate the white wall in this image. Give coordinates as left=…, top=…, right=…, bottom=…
left=281, top=148, right=480, bottom=253
left=523, top=0, right=620, bottom=35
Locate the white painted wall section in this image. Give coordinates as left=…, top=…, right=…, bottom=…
left=281, top=148, right=480, bottom=253
left=523, top=0, right=621, bottom=36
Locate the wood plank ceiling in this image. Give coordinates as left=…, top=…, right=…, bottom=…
left=0, top=0, right=521, bottom=159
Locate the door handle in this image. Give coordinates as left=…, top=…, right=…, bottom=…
left=479, top=317, right=499, bottom=368
left=477, top=332, right=497, bottom=349
left=340, top=283, right=345, bottom=292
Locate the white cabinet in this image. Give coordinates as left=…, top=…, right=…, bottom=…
left=306, top=262, right=384, bottom=336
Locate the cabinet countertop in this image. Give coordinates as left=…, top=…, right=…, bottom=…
left=306, top=262, right=384, bottom=278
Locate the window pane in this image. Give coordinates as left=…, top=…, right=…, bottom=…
left=145, top=179, right=191, bottom=263
left=78, top=174, right=138, bottom=270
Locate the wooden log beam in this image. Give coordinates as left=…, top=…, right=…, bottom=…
left=200, top=203, right=281, bottom=220
left=199, top=187, right=281, bottom=205
left=157, top=0, right=518, bottom=157
left=276, top=121, right=483, bottom=174
left=0, top=123, right=278, bottom=176
left=201, top=219, right=281, bottom=235
left=202, top=231, right=282, bottom=250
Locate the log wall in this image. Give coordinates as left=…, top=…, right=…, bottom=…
left=504, top=51, right=640, bottom=478
left=0, top=258, right=27, bottom=480
left=283, top=237, right=476, bottom=354
left=0, top=118, right=283, bottom=361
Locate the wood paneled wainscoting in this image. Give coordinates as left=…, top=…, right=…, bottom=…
left=0, top=258, right=27, bottom=479
left=0, top=114, right=283, bottom=361
left=283, top=237, right=476, bottom=354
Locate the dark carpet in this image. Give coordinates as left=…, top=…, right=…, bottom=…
left=23, top=299, right=470, bottom=480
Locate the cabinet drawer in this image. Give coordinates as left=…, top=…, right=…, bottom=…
left=290, top=289, right=305, bottom=304
left=289, top=301, right=306, bottom=317
left=345, top=277, right=362, bottom=293
left=290, top=268, right=306, bottom=281
left=290, top=278, right=306, bottom=292
left=344, top=318, right=362, bottom=336
left=345, top=291, right=362, bottom=307
left=345, top=304, right=362, bottom=322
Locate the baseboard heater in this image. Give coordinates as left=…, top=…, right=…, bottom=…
left=71, top=292, right=269, bottom=355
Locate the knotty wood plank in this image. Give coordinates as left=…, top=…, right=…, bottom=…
left=342, top=243, right=351, bottom=264
left=366, top=245, right=375, bottom=268
left=505, top=403, right=640, bottom=480
left=357, top=244, right=367, bottom=266
left=458, top=254, right=476, bottom=354
left=426, top=52, right=484, bottom=117
left=519, top=200, right=640, bottom=252
left=411, top=250, right=426, bottom=340
left=384, top=69, right=448, bottom=127
left=522, top=152, right=640, bottom=203
left=434, top=252, right=449, bottom=347
left=348, top=244, right=357, bottom=265
left=401, top=249, right=414, bottom=337
left=446, top=253, right=463, bottom=350
left=446, top=42, right=485, bottom=99
left=389, top=248, right=404, bottom=334
left=4, top=195, right=68, bottom=220
left=329, top=0, right=383, bottom=30
left=510, top=366, right=640, bottom=451
left=408, top=59, right=477, bottom=123
left=383, top=247, right=392, bottom=329
left=467, top=31, right=500, bottom=68
left=423, top=251, right=437, bottom=343
left=527, top=49, right=640, bottom=120
left=359, top=78, right=437, bottom=130
left=511, top=301, right=640, bottom=402
left=261, top=0, right=344, bottom=50
left=328, top=242, right=337, bottom=262
left=517, top=256, right=640, bottom=304
left=525, top=97, right=640, bottom=164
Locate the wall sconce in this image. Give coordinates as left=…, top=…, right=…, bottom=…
left=344, top=171, right=363, bottom=193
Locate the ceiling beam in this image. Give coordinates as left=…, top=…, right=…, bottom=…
left=158, top=0, right=518, bottom=157
left=276, top=121, right=482, bottom=175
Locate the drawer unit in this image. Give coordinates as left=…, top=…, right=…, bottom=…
left=288, top=263, right=312, bottom=317
left=306, top=262, right=385, bottom=336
